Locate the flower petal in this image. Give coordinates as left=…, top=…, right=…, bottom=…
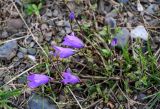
left=61, top=69, right=80, bottom=85
left=111, top=38, right=118, bottom=47
left=62, top=32, right=84, bottom=48
left=27, top=74, right=50, bottom=88
left=69, top=11, right=75, bottom=20
left=53, top=46, right=75, bottom=58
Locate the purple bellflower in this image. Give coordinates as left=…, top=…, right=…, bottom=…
left=62, top=32, right=84, bottom=48
left=27, top=74, right=50, bottom=88
left=61, top=68, right=80, bottom=85
left=69, top=11, right=75, bottom=20
left=53, top=46, right=75, bottom=58
left=111, top=38, right=118, bottom=47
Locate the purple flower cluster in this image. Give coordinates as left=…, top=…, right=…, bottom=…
left=27, top=31, right=83, bottom=88
left=27, top=69, right=80, bottom=88
left=52, top=32, right=84, bottom=58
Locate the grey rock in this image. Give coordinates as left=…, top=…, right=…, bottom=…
left=29, top=42, right=35, bottom=48
left=7, top=18, right=24, bottom=33
left=64, top=21, right=71, bottom=28
left=46, top=9, right=53, bottom=17
left=146, top=4, right=159, bottom=14
left=27, top=94, right=58, bottom=109
left=137, top=93, right=146, bottom=102
left=27, top=48, right=36, bottom=55
left=44, top=32, right=52, bottom=41
left=0, top=31, right=8, bottom=39
left=59, top=29, right=66, bottom=36
left=19, top=47, right=27, bottom=54
left=17, top=52, right=24, bottom=59
left=0, top=41, right=18, bottom=60
left=105, top=17, right=116, bottom=29
left=41, top=24, right=48, bottom=30
left=118, top=0, right=129, bottom=3
left=53, top=9, right=59, bottom=17
left=55, top=20, right=64, bottom=27
left=114, top=28, right=129, bottom=48
left=65, top=27, right=72, bottom=34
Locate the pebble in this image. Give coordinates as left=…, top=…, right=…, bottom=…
left=27, top=48, right=37, bottom=55
left=27, top=55, right=36, bottom=62
left=59, top=29, right=66, bottom=36
left=44, top=32, right=52, bottom=41
left=0, top=41, right=18, bottom=60
left=64, top=21, right=71, bottom=28
left=130, top=25, right=148, bottom=41
left=41, top=24, right=48, bottom=30
left=104, top=17, right=116, bottom=29
left=146, top=4, right=159, bottom=14
left=118, top=0, right=129, bottom=3
left=55, top=20, right=64, bottom=27
left=17, top=52, right=24, bottom=59
left=65, top=27, right=72, bottom=34
left=137, top=93, right=146, bottom=102
left=6, top=18, right=24, bottom=33
left=0, top=30, right=8, bottom=39
left=46, top=9, right=53, bottom=17
left=19, top=47, right=27, bottom=54
left=29, top=42, right=35, bottom=48
left=27, top=94, right=58, bottom=109
left=53, top=9, right=59, bottom=17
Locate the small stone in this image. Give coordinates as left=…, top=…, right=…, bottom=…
left=55, top=20, right=64, bottom=27
left=0, top=31, right=8, bottom=39
left=105, top=17, right=116, bottom=29
left=41, top=24, right=48, bottom=30
left=59, top=29, right=66, bottom=36
left=19, top=47, right=27, bottom=54
left=64, top=21, right=71, bottom=28
left=130, top=25, right=148, bottom=40
left=118, top=0, right=129, bottom=3
left=0, top=41, right=18, bottom=60
left=46, top=9, right=52, bottom=17
left=53, top=9, right=59, bottom=17
left=137, top=93, right=146, bottom=102
left=65, top=27, right=72, bottom=34
left=7, top=18, right=23, bottom=32
left=17, top=52, right=24, bottom=59
left=146, top=4, right=159, bottom=14
left=29, top=42, right=35, bottom=48
left=27, top=48, right=36, bottom=55
left=137, top=2, right=144, bottom=11
left=44, top=32, right=52, bottom=41
left=27, top=94, right=58, bottom=109
left=27, top=55, right=36, bottom=62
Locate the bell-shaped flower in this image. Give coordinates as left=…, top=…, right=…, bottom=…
left=62, top=32, right=84, bottom=48
left=61, top=68, right=80, bottom=85
left=53, top=46, right=75, bottom=58
left=69, top=11, right=75, bottom=20
left=111, top=38, right=118, bottom=47
left=27, top=73, right=50, bottom=88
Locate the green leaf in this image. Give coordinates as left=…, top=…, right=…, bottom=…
left=0, top=89, right=21, bottom=100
